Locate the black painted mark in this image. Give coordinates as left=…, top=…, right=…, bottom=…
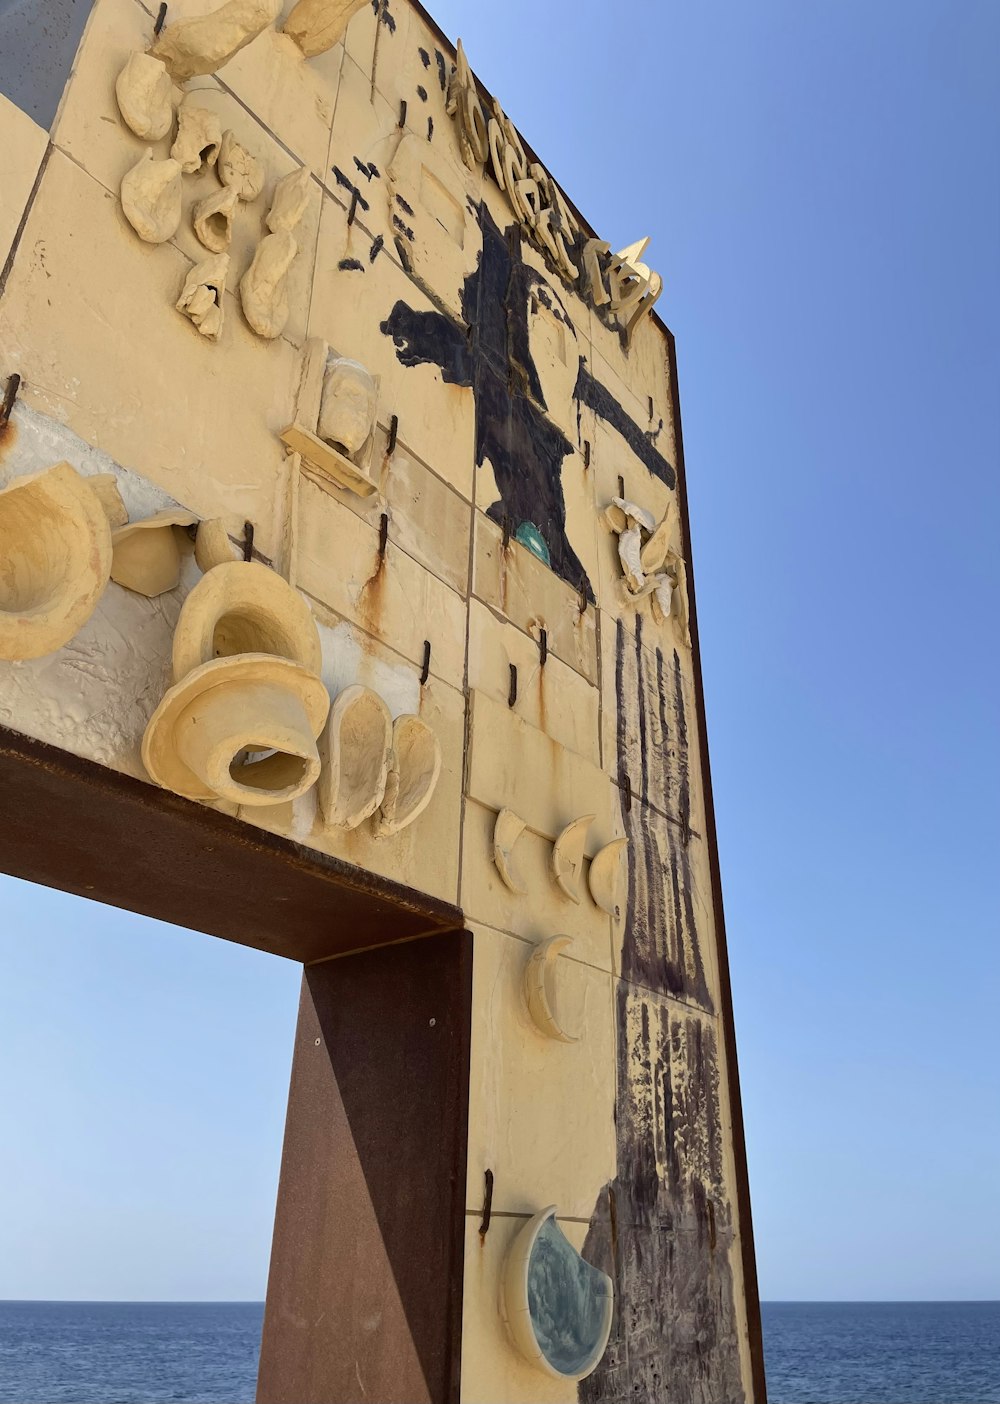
left=434, top=49, right=447, bottom=91
left=331, top=166, right=370, bottom=212
left=352, top=156, right=380, bottom=182
left=395, top=193, right=415, bottom=217
left=392, top=214, right=415, bottom=240
left=574, top=358, right=675, bottom=489
left=370, top=0, right=396, bottom=32
left=393, top=236, right=412, bottom=272
left=417, top=84, right=428, bottom=102
left=338, top=258, right=365, bottom=272
left=426, top=115, right=434, bottom=141
left=369, top=234, right=384, bottom=263
left=418, top=45, right=430, bottom=66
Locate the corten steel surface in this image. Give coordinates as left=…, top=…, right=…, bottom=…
left=666, top=331, right=768, bottom=1403
left=257, top=931, right=473, bottom=1404
left=0, top=726, right=462, bottom=964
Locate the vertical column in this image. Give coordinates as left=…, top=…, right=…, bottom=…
left=257, top=928, right=473, bottom=1404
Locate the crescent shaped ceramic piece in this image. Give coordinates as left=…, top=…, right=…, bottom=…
left=493, top=808, right=528, bottom=894
left=549, top=814, right=594, bottom=903
left=588, top=837, right=629, bottom=917
left=639, top=501, right=675, bottom=574
left=523, top=935, right=579, bottom=1044
left=372, top=714, right=442, bottom=838
left=318, top=685, right=393, bottom=831
left=501, top=1204, right=614, bottom=1379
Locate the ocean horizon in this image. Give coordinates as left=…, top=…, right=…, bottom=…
left=0, top=1298, right=997, bottom=1402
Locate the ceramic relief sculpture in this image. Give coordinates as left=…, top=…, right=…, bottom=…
left=170, top=97, right=222, bottom=174
left=240, top=231, right=296, bottom=339
left=550, top=814, right=593, bottom=903
left=142, top=560, right=329, bottom=807
left=176, top=253, right=229, bottom=340
left=522, top=936, right=578, bottom=1044
left=501, top=1205, right=613, bottom=1378
left=279, top=342, right=380, bottom=495
left=265, top=165, right=312, bottom=234
left=588, top=837, right=629, bottom=918
left=318, top=685, right=393, bottom=830
left=120, top=150, right=183, bottom=243
left=114, top=52, right=175, bottom=141
left=281, top=0, right=368, bottom=57
left=373, top=714, right=441, bottom=838
left=110, top=509, right=198, bottom=597
left=604, top=496, right=690, bottom=641
left=192, top=182, right=239, bottom=252
left=217, top=130, right=265, bottom=201
left=493, top=808, right=528, bottom=894
left=193, top=517, right=243, bottom=571
left=149, top=0, right=282, bottom=84
left=0, top=463, right=113, bottom=661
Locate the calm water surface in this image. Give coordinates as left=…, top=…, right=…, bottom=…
left=0, top=1299, right=998, bottom=1401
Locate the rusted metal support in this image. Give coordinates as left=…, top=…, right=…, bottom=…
left=387, top=412, right=398, bottom=454
left=419, top=639, right=431, bottom=686
left=507, top=664, right=517, bottom=707
left=538, top=627, right=548, bottom=666
left=378, top=511, right=389, bottom=557
left=0, top=373, right=21, bottom=429
left=154, top=2, right=167, bottom=35
left=243, top=520, right=254, bottom=561
left=479, top=1169, right=494, bottom=1237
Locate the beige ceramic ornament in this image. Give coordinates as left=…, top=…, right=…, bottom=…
left=493, top=808, right=528, bottom=894
left=0, top=463, right=112, bottom=661
left=265, top=165, right=312, bottom=234
left=318, top=685, right=393, bottom=830
left=588, top=838, right=629, bottom=917
left=240, top=231, right=296, bottom=339
left=217, top=130, right=265, bottom=201
left=317, top=358, right=376, bottom=457
left=171, top=97, right=222, bottom=174
left=522, top=936, right=579, bottom=1044
left=282, top=0, right=367, bottom=57
left=120, top=150, right=183, bottom=243
left=171, top=559, right=322, bottom=682
left=149, top=0, right=282, bottom=84
left=373, top=714, right=441, bottom=838
left=110, top=509, right=198, bottom=597
left=115, top=52, right=175, bottom=141
left=192, top=182, right=239, bottom=252
left=550, top=814, right=593, bottom=903
left=142, top=652, right=330, bottom=806
left=193, top=517, right=243, bottom=571
left=176, top=253, right=229, bottom=340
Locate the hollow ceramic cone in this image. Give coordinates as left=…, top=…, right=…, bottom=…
left=318, top=684, right=392, bottom=830
left=523, top=935, right=579, bottom=1043
left=142, top=652, right=330, bottom=806
left=0, top=463, right=112, bottom=660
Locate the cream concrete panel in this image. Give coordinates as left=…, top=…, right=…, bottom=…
left=0, top=94, right=47, bottom=273
left=472, top=513, right=598, bottom=686
left=326, top=54, right=401, bottom=247
left=309, top=193, right=477, bottom=498
left=460, top=800, right=612, bottom=973
left=295, top=472, right=466, bottom=687
left=134, top=0, right=340, bottom=173
left=467, top=599, right=598, bottom=766
left=466, top=923, right=615, bottom=1217
left=342, top=0, right=411, bottom=90
left=0, top=152, right=296, bottom=558
left=246, top=667, right=464, bottom=907
left=299, top=420, right=471, bottom=595
left=466, top=689, right=616, bottom=856
left=461, top=1213, right=597, bottom=1404
left=588, top=301, right=676, bottom=457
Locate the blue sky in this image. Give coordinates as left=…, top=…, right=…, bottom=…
left=2, top=0, right=998, bottom=1302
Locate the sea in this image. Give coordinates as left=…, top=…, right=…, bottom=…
left=0, top=1299, right=997, bottom=1402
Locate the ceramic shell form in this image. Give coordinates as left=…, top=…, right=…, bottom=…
left=176, top=253, right=229, bottom=341
left=120, top=150, right=183, bottom=244
left=373, top=714, right=442, bottom=838
left=550, top=815, right=594, bottom=903
left=170, top=98, right=222, bottom=174
left=192, top=182, right=239, bottom=253
left=265, top=165, right=312, bottom=235
left=110, top=509, right=198, bottom=597
left=493, top=808, right=528, bottom=894
left=588, top=838, right=629, bottom=917
left=282, top=0, right=368, bottom=57
left=318, top=685, right=393, bottom=830
left=193, top=517, right=243, bottom=572
left=316, top=357, right=376, bottom=457
left=171, top=559, right=322, bottom=683
left=522, top=935, right=579, bottom=1044
left=0, top=463, right=112, bottom=661
left=114, top=52, right=175, bottom=141
left=141, top=652, right=330, bottom=806
left=217, top=130, right=265, bottom=201
left=240, top=230, right=297, bottom=339
left=501, top=1206, right=614, bottom=1380
left=149, top=0, right=282, bottom=84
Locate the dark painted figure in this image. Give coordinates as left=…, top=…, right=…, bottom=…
left=380, top=201, right=675, bottom=597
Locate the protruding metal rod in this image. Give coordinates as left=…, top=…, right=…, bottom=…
left=243, top=520, right=254, bottom=561
left=479, top=1169, right=494, bottom=1237
left=387, top=413, right=398, bottom=455
left=0, top=373, right=21, bottom=430
left=154, top=2, right=167, bottom=35
left=419, top=639, right=431, bottom=686
left=538, top=628, right=548, bottom=666
left=508, top=663, right=517, bottom=707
